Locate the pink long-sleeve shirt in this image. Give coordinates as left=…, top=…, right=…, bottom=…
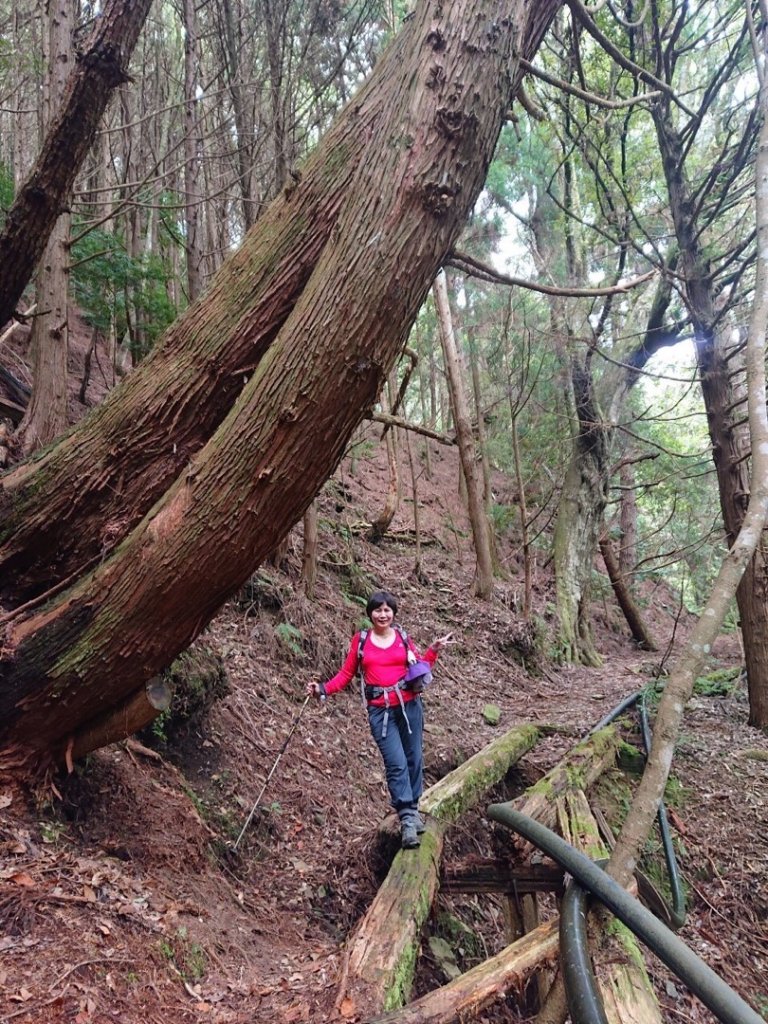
left=324, top=628, right=438, bottom=706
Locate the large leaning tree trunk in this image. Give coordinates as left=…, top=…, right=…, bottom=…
left=0, top=0, right=155, bottom=332
left=0, top=0, right=561, bottom=606
left=0, top=0, right=563, bottom=755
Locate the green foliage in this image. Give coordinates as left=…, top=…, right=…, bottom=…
left=274, top=621, right=304, bottom=657
left=39, top=819, right=67, bottom=846
left=489, top=503, right=517, bottom=537
left=693, top=666, right=742, bottom=697
left=0, top=160, right=14, bottom=224
left=157, top=928, right=206, bottom=981
left=70, top=225, right=178, bottom=361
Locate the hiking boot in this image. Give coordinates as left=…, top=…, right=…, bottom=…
left=415, top=813, right=427, bottom=835
left=401, top=822, right=420, bottom=849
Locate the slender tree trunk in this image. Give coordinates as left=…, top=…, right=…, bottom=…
left=599, top=533, right=656, bottom=650
left=262, top=0, right=289, bottom=196
left=182, top=0, right=204, bottom=303
left=369, top=383, right=401, bottom=542
left=552, top=356, right=609, bottom=666
left=219, top=0, right=256, bottom=231
left=433, top=271, right=494, bottom=598
left=0, top=0, right=155, bottom=330
left=619, top=462, right=638, bottom=577
left=16, top=0, right=72, bottom=454
left=1, top=0, right=563, bottom=753
left=404, top=428, right=423, bottom=579
left=610, top=49, right=768, bottom=884
left=301, top=501, right=318, bottom=598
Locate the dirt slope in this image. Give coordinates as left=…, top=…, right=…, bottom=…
left=1, top=430, right=766, bottom=1024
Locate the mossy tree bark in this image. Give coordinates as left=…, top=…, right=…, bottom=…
left=0, top=0, right=563, bottom=753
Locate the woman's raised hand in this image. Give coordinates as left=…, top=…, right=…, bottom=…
left=432, top=632, right=456, bottom=651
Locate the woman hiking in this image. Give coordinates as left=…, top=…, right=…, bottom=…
left=307, top=590, right=454, bottom=848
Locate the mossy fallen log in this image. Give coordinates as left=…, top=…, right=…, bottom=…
left=337, top=723, right=541, bottom=1018
left=363, top=919, right=559, bottom=1024
left=506, top=725, right=621, bottom=854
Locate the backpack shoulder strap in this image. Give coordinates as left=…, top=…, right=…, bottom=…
left=357, top=629, right=369, bottom=669
left=394, top=624, right=415, bottom=666
left=357, top=629, right=369, bottom=707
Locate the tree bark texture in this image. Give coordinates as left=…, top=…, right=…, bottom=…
left=552, top=356, right=609, bottom=665
left=0, top=0, right=155, bottom=332
left=0, top=0, right=563, bottom=750
left=61, top=677, right=172, bottom=765
left=301, top=501, right=318, bottom=598
left=508, top=726, right=621, bottom=857
left=1, top=0, right=561, bottom=607
left=16, top=2, right=72, bottom=455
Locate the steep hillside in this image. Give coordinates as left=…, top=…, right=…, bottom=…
left=1, top=430, right=766, bottom=1024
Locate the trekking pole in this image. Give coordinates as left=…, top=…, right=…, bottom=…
left=232, top=694, right=312, bottom=851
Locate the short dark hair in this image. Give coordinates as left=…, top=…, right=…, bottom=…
left=366, top=590, right=398, bottom=619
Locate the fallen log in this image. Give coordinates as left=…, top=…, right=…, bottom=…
left=363, top=919, right=559, bottom=1024
left=337, top=723, right=540, bottom=1017
left=57, top=677, right=172, bottom=768
left=508, top=725, right=621, bottom=854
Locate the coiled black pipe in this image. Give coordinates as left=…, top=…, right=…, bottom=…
left=488, top=805, right=763, bottom=1024
left=560, top=872, right=609, bottom=1024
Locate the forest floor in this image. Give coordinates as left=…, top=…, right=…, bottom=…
left=1, top=365, right=768, bottom=1023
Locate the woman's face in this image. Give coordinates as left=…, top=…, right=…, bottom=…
left=370, top=602, right=394, bottom=630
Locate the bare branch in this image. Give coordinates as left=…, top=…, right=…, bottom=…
left=567, top=0, right=696, bottom=117
left=519, top=57, right=660, bottom=109
left=447, top=250, right=655, bottom=297
left=366, top=412, right=456, bottom=446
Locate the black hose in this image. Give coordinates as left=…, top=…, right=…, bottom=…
left=587, top=689, right=641, bottom=736
left=560, top=871, right=609, bottom=1024
left=488, top=805, right=763, bottom=1024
